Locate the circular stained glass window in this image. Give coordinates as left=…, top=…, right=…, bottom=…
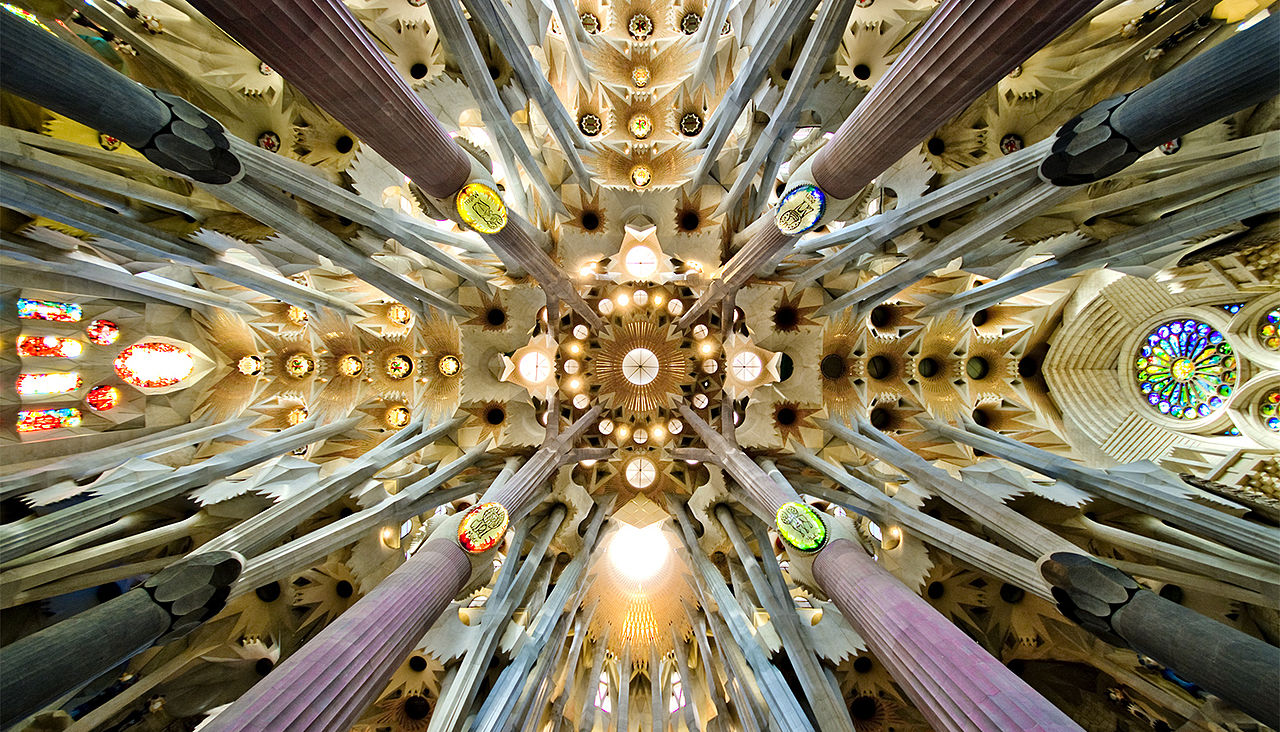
left=630, top=165, right=652, bottom=188
left=285, top=353, right=314, bottom=378
left=385, top=355, right=414, bottom=380
left=629, top=114, right=652, bottom=140
left=1259, top=308, right=1278, bottom=351
left=114, top=343, right=194, bottom=388
left=338, top=355, right=364, bottom=377
left=85, top=385, right=121, bottom=411
left=628, top=13, right=653, bottom=39
left=387, top=303, right=412, bottom=325
left=86, top=319, right=120, bottom=345
left=580, top=12, right=600, bottom=34
left=385, top=406, right=412, bottom=428
left=238, top=355, right=263, bottom=376
left=1134, top=319, right=1236, bottom=421
left=680, top=12, right=701, bottom=34
left=1261, top=390, right=1279, bottom=432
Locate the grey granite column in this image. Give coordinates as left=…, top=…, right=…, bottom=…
left=1042, top=552, right=1279, bottom=727
left=0, top=551, right=242, bottom=728
left=1040, top=12, right=1280, bottom=185
left=0, top=9, right=240, bottom=184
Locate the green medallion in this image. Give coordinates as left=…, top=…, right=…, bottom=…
left=775, top=501, right=827, bottom=552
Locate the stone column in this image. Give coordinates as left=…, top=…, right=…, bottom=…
left=1042, top=552, right=1279, bottom=727
left=814, top=540, right=1082, bottom=732
left=0, top=551, right=242, bottom=728
left=689, top=426, right=1079, bottom=730
left=1041, top=12, right=1280, bottom=185
left=0, top=9, right=240, bottom=184
left=199, top=539, right=472, bottom=732
left=187, top=0, right=469, bottom=197
left=680, top=0, right=1096, bottom=326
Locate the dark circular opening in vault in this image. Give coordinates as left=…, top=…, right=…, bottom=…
left=404, top=695, right=432, bottom=720
left=486, top=308, right=507, bottom=326
left=852, top=64, right=871, bottom=80
left=335, top=135, right=354, bottom=153
left=866, top=355, right=891, bottom=380
left=679, top=211, right=700, bottom=231
left=927, top=137, right=946, bottom=155
left=581, top=211, right=601, bottom=231
left=486, top=407, right=506, bottom=425
left=966, top=357, right=989, bottom=380
left=255, top=658, right=274, bottom=676
left=410, top=63, right=429, bottom=79
left=849, top=696, right=877, bottom=720
left=869, top=305, right=891, bottom=328
left=917, top=357, right=940, bottom=378
left=409, top=655, right=428, bottom=672
left=821, top=354, right=847, bottom=380
left=869, top=407, right=891, bottom=430
left=776, top=407, right=798, bottom=426
left=255, top=582, right=281, bottom=603
left=335, top=580, right=354, bottom=598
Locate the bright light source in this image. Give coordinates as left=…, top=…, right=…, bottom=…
left=610, top=523, right=669, bottom=581
left=625, top=246, right=659, bottom=279
left=518, top=351, right=552, bottom=382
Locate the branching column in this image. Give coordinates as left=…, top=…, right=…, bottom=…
left=679, top=0, right=1097, bottom=326
left=0, top=9, right=241, bottom=184
left=1042, top=553, right=1279, bottom=727
left=0, top=551, right=243, bottom=728
left=682, top=412, right=1079, bottom=730
left=187, top=0, right=604, bottom=326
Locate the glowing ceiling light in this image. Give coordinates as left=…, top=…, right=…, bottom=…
left=622, top=348, right=660, bottom=386
left=609, top=523, right=668, bottom=581
left=518, top=351, right=553, bottom=383
left=625, top=246, right=659, bottom=279
left=625, top=457, right=658, bottom=488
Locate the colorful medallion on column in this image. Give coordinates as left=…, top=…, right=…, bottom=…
left=456, top=183, right=508, bottom=234
left=458, top=502, right=510, bottom=553
left=775, top=501, right=827, bottom=552
left=774, top=184, right=827, bottom=235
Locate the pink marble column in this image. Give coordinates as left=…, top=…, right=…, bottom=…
left=811, top=0, right=1096, bottom=198
left=200, top=539, right=472, bottom=732
left=813, top=539, right=1082, bottom=731
left=188, top=0, right=471, bottom=198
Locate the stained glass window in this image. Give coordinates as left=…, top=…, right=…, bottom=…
left=1134, top=319, right=1236, bottom=420
left=1261, top=390, right=1279, bottom=433
left=17, top=299, right=82, bottom=322
left=17, top=335, right=83, bottom=359
left=86, top=319, right=120, bottom=345
left=1260, top=308, right=1278, bottom=351
left=85, top=385, right=121, bottom=411
left=16, top=372, right=83, bottom=396
left=1219, top=302, right=1244, bottom=315
left=17, top=407, right=81, bottom=432
left=114, top=342, right=194, bottom=388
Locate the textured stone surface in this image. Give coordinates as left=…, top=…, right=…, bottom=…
left=812, top=0, right=1097, bottom=199
left=143, top=550, right=244, bottom=643
left=188, top=0, right=472, bottom=197
left=0, top=9, right=241, bottom=184
left=815, top=539, right=1083, bottom=731
left=201, top=539, right=472, bottom=732
left=1038, top=94, right=1144, bottom=186
left=1043, top=552, right=1280, bottom=727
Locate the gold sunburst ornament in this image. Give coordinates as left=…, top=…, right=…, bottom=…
left=437, top=354, right=461, bottom=376
left=455, top=182, right=507, bottom=234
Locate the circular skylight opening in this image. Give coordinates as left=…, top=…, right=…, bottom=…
left=626, top=457, right=657, bottom=488
left=730, top=351, right=763, bottom=382
left=625, top=246, right=659, bottom=279
left=622, top=348, right=660, bottom=385
left=518, top=351, right=552, bottom=383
